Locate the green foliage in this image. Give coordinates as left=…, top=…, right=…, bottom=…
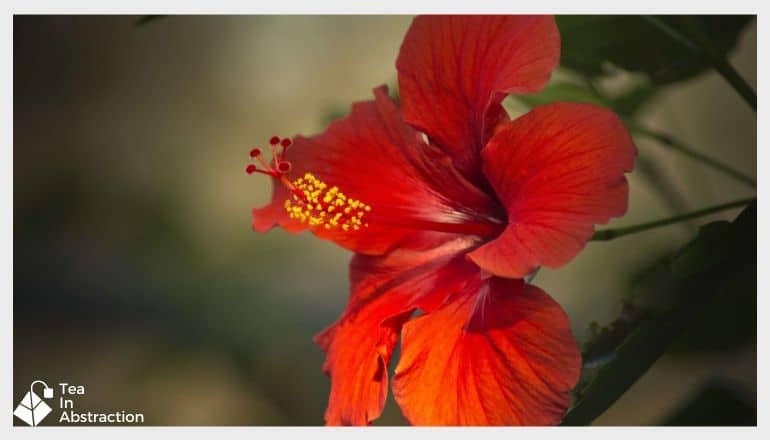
left=557, top=15, right=753, bottom=84
left=515, top=82, right=606, bottom=109
left=609, top=83, right=657, bottom=118
left=661, top=379, right=756, bottom=426
left=671, top=221, right=739, bottom=277
left=515, top=79, right=657, bottom=121
left=562, top=202, right=756, bottom=425
left=669, top=261, right=756, bottom=354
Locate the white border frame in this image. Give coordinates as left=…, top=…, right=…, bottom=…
left=2, top=1, right=763, bottom=438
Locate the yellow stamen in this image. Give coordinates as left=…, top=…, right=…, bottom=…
left=285, top=173, right=371, bottom=232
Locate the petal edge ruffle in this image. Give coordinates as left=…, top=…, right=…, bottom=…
left=316, top=240, right=479, bottom=425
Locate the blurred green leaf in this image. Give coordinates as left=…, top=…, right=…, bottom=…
left=562, top=202, right=756, bottom=425
left=661, top=379, right=756, bottom=426
left=671, top=221, right=736, bottom=278
left=557, top=15, right=753, bottom=84
left=609, top=83, right=657, bottom=117
left=621, top=230, right=756, bottom=355
left=515, top=82, right=607, bottom=109
left=669, top=262, right=756, bottom=353
left=515, top=80, right=657, bottom=119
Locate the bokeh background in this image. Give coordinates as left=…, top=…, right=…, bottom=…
left=13, top=15, right=756, bottom=425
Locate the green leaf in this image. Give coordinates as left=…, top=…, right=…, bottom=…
left=514, top=80, right=657, bottom=119
left=562, top=202, right=756, bottom=425
left=557, top=15, right=753, bottom=84
left=515, top=82, right=607, bottom=109
left=670, top=221, right=735, bottom=278
left=661, top=379, right=756, bottom=426
left=609, top=83, right=657, bottom=117
left=669, top=261, right=756, bottom=353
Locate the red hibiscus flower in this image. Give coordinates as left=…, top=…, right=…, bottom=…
left=247, top=15, right=636, bottom=425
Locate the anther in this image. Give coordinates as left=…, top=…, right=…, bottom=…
left=280, top=138, right=292, bottom=148
left=283, top=172, right=370, bottom=232
left=245, top=164, right=258, bottom=174
left=270, top=136, right=281, bottom=146
left=250, top=148, right=262, bottom=158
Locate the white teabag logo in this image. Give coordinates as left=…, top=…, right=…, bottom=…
left=14, top=380, right=54, bottom=426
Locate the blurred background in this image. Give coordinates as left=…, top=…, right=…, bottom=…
left=13, top=15, right=756, bottom=425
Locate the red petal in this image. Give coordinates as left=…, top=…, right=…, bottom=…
left=316, top=239, right=481, bottom=425
left=392, top=277, right=581, bottom=425
left=468, top=103, right=636, bottom=278
left=252, top=182, right=303, bottom=233
left=316, top=292, right=411, bottom=426
left=397, top=15, right=560, bottom=184
left=252, top=86, right=500, bottom=255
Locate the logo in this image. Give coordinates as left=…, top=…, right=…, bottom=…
left=14, top=380, right=55, bottom=426
left=14, top=380, right=146, bottom=426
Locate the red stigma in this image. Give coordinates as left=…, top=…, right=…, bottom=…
left=245, top=135, right=296, bottom=179
left=277, top=161, right=292, bottom=173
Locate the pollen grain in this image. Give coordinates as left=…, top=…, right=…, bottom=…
left=284, top=173, right=371, bottom=232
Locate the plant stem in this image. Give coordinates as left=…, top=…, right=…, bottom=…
left=706, top=52, right=757, bottom=111
left=642, top=15, right=756, bottom=111
left=565, top=203, right=755, bottom=426
left=624, top=119, right=756, bottom=188
left=592, top=198, right=754, bottom=241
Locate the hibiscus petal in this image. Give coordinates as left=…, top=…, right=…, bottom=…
left=316, top=292, right=411, bottom=426
left=392, top=277, right=581, bottom=425
left=468, top=102, right=636, bottom=278
left=252, top=85, right=500, bottom=255
left=252, top=182, right=303, bottom=233
left=316, top=241, right=480, bottom=425
left=397, top=15, right=560, bottom=184
left=347, top=234, right=480, bottom=310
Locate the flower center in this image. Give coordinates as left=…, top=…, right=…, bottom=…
left=246, top=136, right=371, bottom=232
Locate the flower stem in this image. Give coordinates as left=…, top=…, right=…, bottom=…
left=642, top=15, right=757, bottom=111
left=591, top=197, right=754, bottom=241
left=623, top=119, right=756, bottom=188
